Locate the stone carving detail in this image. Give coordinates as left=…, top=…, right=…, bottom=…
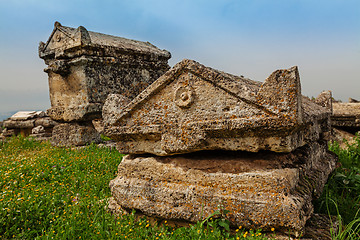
left=174, top=85, right=195, bottom=108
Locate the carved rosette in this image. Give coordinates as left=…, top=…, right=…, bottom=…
left=174, top=85, right=195, bottom=108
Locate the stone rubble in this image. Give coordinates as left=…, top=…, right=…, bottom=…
left=0, top=111, right=57, bottom=140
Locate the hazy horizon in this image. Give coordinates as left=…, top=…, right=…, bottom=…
left=1, top=0, right=359, bottom=117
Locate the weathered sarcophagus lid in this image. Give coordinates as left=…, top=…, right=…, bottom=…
left=105, top=59, right=330, bottom=155
left=39, top=22, right=171, bottom=122
left=39, top=21, right=170, bottom=60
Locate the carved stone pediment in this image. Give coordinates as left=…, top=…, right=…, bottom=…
left=105, top=59, right=330, bottom=155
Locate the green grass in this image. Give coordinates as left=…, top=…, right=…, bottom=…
left=314, top=134, right=360, bottom=239
left=0, top=136, right=270, bottom=239
left=4, top=134, right=360, bottom=239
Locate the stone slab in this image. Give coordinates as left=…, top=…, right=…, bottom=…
left=109, top=140, right=336, bottom=236
left=9, top=111, right=46, bottom=121
left=332, top=103, right=360, bottom=129
left=3, top=119, right=35, bottom=129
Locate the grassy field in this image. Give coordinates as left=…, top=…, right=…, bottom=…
left=1, top=135, right=360, bottom=239
left=0, top=136, right=269, bottom=239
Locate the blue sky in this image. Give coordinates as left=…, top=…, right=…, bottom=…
left=0, top=0, right=359, bottom=118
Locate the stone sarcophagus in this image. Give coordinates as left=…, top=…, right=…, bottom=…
left=105, top=59, right=330, bottom=156
left=105, top=60, right=336, bottom=236
left=39, top=22, right=171, bottom=122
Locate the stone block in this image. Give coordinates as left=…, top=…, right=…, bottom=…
left=109, top=140, right=336, bottom=236
left=39, top=22, right=171, bottom=122
left=51, top=122, right=101, bottom=147
left=105, top=59, right=331, bottom=155
left=10, top=111, right=46, bottom=121
left=315, top=91, right=332, bottom=112
left=2, top=128, right=16, bottom=137
left=102, top=94, right=131, bottom=126
left=3, top=119, right=35, bottom=129
left=332, top=102, right=360, bottom=131
left=34, top=117, right=58, bottom=128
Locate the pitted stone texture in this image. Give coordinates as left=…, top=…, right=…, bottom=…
left=39, top=22, right=171, bottom=122
left=315, top=91, right=332, bottom=113
left=105, top=59, right=330, bottom=155
left=51, top=122, right=101, bottom=147
left=102, top=94, right=131, bottom=126
left=109, top=141, right=336, bottom=236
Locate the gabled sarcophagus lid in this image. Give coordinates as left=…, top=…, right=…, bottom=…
left=39, top=21, right=171, bottom=60
left=105, top=59, right=330, bottom=155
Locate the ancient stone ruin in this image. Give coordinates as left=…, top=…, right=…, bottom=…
left=332, top=99, right=360, bottom=134
left=39, top=22, right=171, bottom=146
left=0, top=111, right=57, bottom=140
left=105, top=59, right=337, bottom=237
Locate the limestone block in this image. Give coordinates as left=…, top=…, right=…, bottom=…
left=32, top=125, right=45, bottom=135
left=3, top=119, right=35, bottom=129
left=51, top=122, right=101, bottom=147
left=2, top=128, right=16, bottom=137
left=105, top=59, right=331, bottom=155
left=315, top=91, right=332, bottom=113
left=10, top=111, right=46, bottom=121
left=39, top=22, right=171, bottom=122
left=34, top=117, right=58, bottom=128
left=332, top=102, right=360, bottom=129
left=109, top=141, right=336, bottom=236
